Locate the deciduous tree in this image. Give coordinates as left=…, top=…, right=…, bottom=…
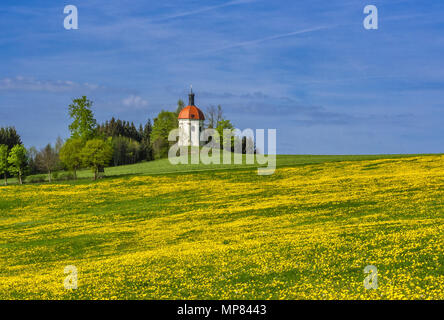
left=81, top=139, right=113, bottom=180
left=0, top=144, right=9, bottom=185
left=150, top=110, right=177, bottom=159
left=216, top=119, right=234, bottom=150
left=205, top=105, right=216, bottom=129
left=216, top=105, right=223, bottom=123
left=36, top=144, right=59, bottom=182
left=8, top=145, right=28, bottom=185
left=59, top=138, right=84, bottom=179
left=27, top=146, right=39, bottom=175
left=68, top=96, right=97, bottom=140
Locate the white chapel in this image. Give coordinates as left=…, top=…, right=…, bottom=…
left=178, top=88, right=205, bottom=147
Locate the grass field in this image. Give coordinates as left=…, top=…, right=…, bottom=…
left=6, top=153, right=432, bottom=184
left=0, top=154, right=443, bottom=299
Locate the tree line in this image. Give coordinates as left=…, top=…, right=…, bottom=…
left=0, top=96, right=146, bottom=183
left=0, top=95, right=251, bottom=185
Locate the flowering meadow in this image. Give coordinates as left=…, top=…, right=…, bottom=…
left=0, top=155, right=442, bottom=299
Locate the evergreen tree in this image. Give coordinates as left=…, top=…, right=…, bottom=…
left=27, top=146, right=39, bottom=175
left=97, top=117, right=154, bottom=163
left=0, top=127, right=22, bottom=150
left=175, top=99, right=185, bottom=115
left=142, top=119, right=153, bottom=161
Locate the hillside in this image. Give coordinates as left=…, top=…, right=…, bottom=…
left=0, top=154, right=443, bottom=299
left=7, top=153, right=434, bottom=184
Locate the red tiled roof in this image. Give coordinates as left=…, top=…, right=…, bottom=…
left=178, top=105, right=205, bottom=120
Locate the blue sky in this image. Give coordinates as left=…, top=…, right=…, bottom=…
left=0, top=0, right=443, bottom=154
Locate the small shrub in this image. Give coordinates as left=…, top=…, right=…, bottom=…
left=57, top=172, right=74, bottom=181
left=27, top=175, right=47, bottom=183
left=52, top=172, right=59, bottom=180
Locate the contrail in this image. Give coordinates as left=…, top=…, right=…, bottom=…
left=155, top=0, right=256, bottom=22
left=204, top=26, right=332, bottom=53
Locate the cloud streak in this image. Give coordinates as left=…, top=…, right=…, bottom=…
left=0, top=76, right=105, bottom=93
left=154, top=0, right=256, bottom=22
left=203, top=26, right=332, bottom=53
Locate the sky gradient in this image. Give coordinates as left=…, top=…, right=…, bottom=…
left=0, top=0, right=443, bottom=154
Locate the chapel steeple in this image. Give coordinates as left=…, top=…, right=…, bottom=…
left=188, top=85, right=195, bottom=106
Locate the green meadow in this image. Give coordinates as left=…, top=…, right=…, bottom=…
left=5, top=153, right=428, bottom=184
left=0, top=154, right=442, bottom=299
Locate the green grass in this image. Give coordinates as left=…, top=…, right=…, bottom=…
left=0, top=154, right=442, bottom=299
left=76, top=153, right=434, bottom=178
left=5, top=153, right=434, bottom=185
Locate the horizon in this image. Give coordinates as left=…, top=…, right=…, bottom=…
left=0, top=0, right=443, bottom=154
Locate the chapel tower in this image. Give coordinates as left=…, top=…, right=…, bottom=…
left=178, top=87, right=205, bottom=147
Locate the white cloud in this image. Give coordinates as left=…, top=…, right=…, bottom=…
left=122, top=95, right=148, bottom=108
left=0, top=76, right=104, bottom=93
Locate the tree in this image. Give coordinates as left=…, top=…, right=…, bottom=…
left=0, top=145, right=9, bottom=185
left=175, top=99, right=185, bottom=116
left=152, top=138, right=168, bottom=160
left=205, top=105, right=216, bottom=129
left=112, top=136, right=129, bottom=166
left=241, top=136, right=256, bottom=154
left=206, top=104, right=224, bottom=129
left=0, top=127, right=22, bottom=150
left=59, top=138, right=84, bottom=179
left=142, top=119, right=153, bottom=161
left=150, top=111, right=177, bottom=159
left=216, top=105, right=223, bottom=123
left=216, top=119, right=234, bottom=150
left=8, top=145, right=28, bottom=185
left=36, top=144, right=59, bottom=182
left=97, top=118, right=144, bottom=142
left=27, top=146, right=39, bottom=175
left=111, top=136, right=143, bottom=166
left=68, top=96, right=97, bottom=140
left=54, top=137, right=65, bottom=171
left=96, top=117, right=155, bottom=165
left=55, top=136, right=64, bottom=156
left=81, top=139, right=113, bottom=180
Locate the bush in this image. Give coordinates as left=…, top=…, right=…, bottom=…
left=52, top=172, right=59, bottom=180
left=26, top=175, right=47, bottom=184
left=57, top=172, right=74, bottom=181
